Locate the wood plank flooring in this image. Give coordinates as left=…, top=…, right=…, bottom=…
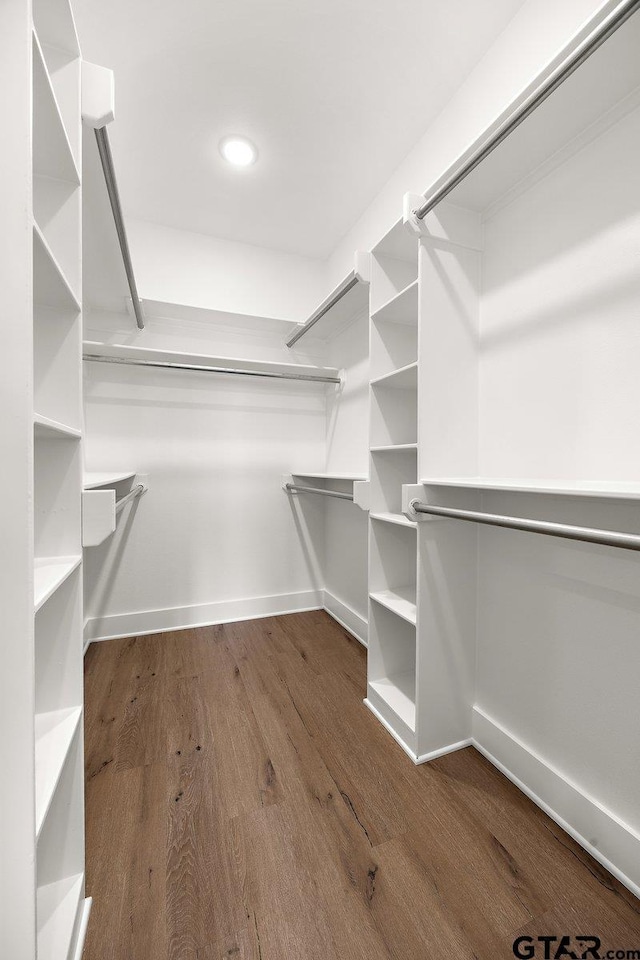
left=84, top=611, right=640, bottom=960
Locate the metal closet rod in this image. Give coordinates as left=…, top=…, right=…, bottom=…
left=115, top=483, right=146, bottom=514
left=83, top=353, right=341, bottom=384
left=94, top=126, right=145, bottom=331
left=410, top=500, right=640, bottom=552
left=285, top=482, right=354, bottom=502
left=286, top=271, right=359, bottom=348
left=414, top=0, right=640, bottom=220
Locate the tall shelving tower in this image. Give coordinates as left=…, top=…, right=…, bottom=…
left=1, top=0, right=90, bottom=956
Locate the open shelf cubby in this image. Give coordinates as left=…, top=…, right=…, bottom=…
left=370, top=519, right=417, bottom=626
left=36, top=730, right=85, bottom=960
left=370, top=447, right=417, bottom=515
left=34, top=435, right=81, bottom=561
left=370, top=384, right=417, bottom=448
left=370, top=312, right=418, bottom=380
left=34, top=305, right=82, bottom=431
left=368, top=601, right=417, bottom=734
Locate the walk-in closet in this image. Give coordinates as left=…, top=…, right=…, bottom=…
left=2, top=0, right=640, bottom=957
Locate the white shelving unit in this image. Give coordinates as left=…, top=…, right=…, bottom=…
left=1, top=1, right=89, bottom=955
left=365, top=222, right=421, bottom=758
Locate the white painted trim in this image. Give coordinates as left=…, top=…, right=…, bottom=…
left=71, top=897, right=92, bottom=960
left=472, top=705, right=640, bottom=899
left=84, top=590, right=324, bottom=643
left=415, top=738, right=473, bottom=765
left=323, top=590, right=368, bottom=647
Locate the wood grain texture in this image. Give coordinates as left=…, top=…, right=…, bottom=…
left=84, top=611, right=640, bottom=960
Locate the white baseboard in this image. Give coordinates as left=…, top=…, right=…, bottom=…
left=323, top=590, right=368, bottom=647
left=84, top=589, right=324, bottom=643
left=472, top=705, right=640, bottom=899
left=71, top=897, right=92, bottom=960
left=416, top=738, right=473, bottom=765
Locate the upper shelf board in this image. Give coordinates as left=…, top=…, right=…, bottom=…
left=420, top=477, right=640, bottom=500
left=83, top=471, right=136, bottom=489
left=291, top=471, right=368, bottom=481
left=438, top=6, right=640, bottom=217
left=83, top=341, right=340, bottom=381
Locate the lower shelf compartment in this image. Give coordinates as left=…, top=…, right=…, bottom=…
left=35, top=706, right=82, bottom=836
left=369, top=671, right=416, bottom=732
left=37, top=872, right=84, bottom=960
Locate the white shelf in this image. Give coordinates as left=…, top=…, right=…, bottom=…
left=371, top=443, right=417, bottom=453
left=371, top=281, right=419, bottom=324
left=35, top=706, right=82, bottom=836
left=37, top=872, right=84, bottom=960
left=83, top=340, right=340, bottom=382
left=419, top=477, right=640, bottom=500
left=369, top=672, right=416, bottom=731
left=83, top=471, right=136, bottom=490
left=370, top=587, right=417, bottom=625
left=370, top=361, right=418, bottom=390
left=291, top=471, right=368, bottom=481
left=34, top=412, right=81, bottom=441
left=33, top=223, right=81, bottom=313
left=370, top=280, right=418, bottom=326
left=34, top=556, right=81, bottom=612
left=370, top=512, right=416, bottom=529
left=32, top=31, right=79, bottom=185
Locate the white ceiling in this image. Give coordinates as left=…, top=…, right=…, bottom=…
left=75, top=0, right=526, bottom=259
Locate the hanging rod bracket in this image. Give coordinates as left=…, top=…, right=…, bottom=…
left=402, top=485, right=440, bottom=522
left=402, top=193, right=429, bottom=238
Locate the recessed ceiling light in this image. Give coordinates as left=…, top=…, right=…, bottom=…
left=219, top=136, right=258, bottom=167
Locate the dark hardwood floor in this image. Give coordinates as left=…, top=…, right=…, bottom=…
left=84, top=611, right=640, bottom=959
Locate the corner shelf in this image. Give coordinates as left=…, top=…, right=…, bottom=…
left=34, top=556, right=81, bottom=612
left=419, top=477, right=640, bottom=500
left=32, top=30, right=79, bottom=185
left=370, top=587, right=417, bottom=625
left=34, top=413, right=81, bottom=441
left=35, top=706, right=82, bottom=836
left=37, top=872, right=84, bottom=960
left=33, top=223, right=81, bottom=313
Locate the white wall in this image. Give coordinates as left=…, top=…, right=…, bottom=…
left=471, top=89, right=640, bottom=887
left=325, top=0, right=614, bottom=290
left=127, top=218, right=327, bottom=323
left=83, top=316, right=330, bottom=640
